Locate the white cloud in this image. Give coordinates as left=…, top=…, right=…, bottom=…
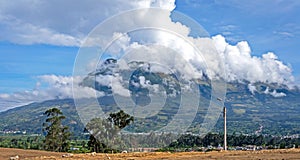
left=0, top=0, right=175, bottom=46
left=39, top=75, right=104, bottom=99
left=0, top=0, right=296, bottom=111
left=110, top=75, right=131, bottom=97
left=94, top=73, right=130, bottom=97
left=3, top=0, right=293, bottom=86
left=113, top=29, right=295, bottom=88
left=0, top=75, right=103, bottom=112
left=212, top=35, right=294, bottom=87
left=263, top=87, right=286, bottom=97
left=138, top=76, right=160, bottom=93
left=82, top=4, right=295, bottom=92
left=107, top=32, right=131, bottom=56
left=248, top=83, right=257, bottom=94
left=0, top=15, right=82, bottom=46
left=273, top=31, right=295, bottom=39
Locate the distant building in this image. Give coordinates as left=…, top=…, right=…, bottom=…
left=129, top=148, right=159, bottom=152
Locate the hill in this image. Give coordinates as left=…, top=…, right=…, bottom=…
left=0, top=99, right=83, bottom=136
left=0, top=58, right=300, bottom=136
left=0, top=83, right=299, bottom=136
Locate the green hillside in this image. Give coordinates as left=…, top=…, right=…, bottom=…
left=0, top=82, right=299, bottom=136
left=0, top=99, right=83, bottom=136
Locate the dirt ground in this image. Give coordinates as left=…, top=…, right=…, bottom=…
left=1, top=148, right=300, bottom=160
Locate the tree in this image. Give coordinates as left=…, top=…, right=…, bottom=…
left=86, top=118, right=111, bottom=153
left=43, top=108, right=70, bottom=152
left=87, top=110, right=134, bottom=152
left=108, top=110, right=134, bottom=129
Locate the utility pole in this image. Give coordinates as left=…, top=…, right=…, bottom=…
left=223, top=106, right=227, bottom=151
left=217, top=97, right=227, bottom=151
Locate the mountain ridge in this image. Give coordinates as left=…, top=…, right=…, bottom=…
left=1, top=58, right=299, bottom=136
left=0, top=81, right=299, bottom=136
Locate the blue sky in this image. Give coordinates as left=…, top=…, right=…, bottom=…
left=0, top=0, right=299, bottom=111
left=0, top=43, right=77, bottom=93
left=175, top=0, right=300, bottom=72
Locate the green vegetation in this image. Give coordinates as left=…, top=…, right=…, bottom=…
left=108, top=110, right=134, bottom=129
left=2, top=132, right=300, bottom=152
left=0, top=135, right=43, bottom=150
left=43, top=108, right=70, bottom=152
left=86, top=110, right=134, bottom=153
left=1, top=83, right=300, bottom=136
left=0, top=75, right=299, bottom=153
left=159, top=133, right=300, bottom=151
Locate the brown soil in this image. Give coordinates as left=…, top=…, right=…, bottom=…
left=1, top=148, right=300, bottom=160
left=0, top=148, right=65, bottom=159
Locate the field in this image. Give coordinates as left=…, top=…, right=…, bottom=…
left=1, top=148, right=300, bottom=160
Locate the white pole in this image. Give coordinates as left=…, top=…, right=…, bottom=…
left=223, top=106, right=227, bottom=151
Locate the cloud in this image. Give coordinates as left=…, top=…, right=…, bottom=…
left=95, top=74, right=131, bottom=97
left=214, top=0, right=300, bottom=14
left=138, top=76, right=160, bottom=93
left=80, top=2, right=296, bottom=92
left=39, top=75, right=104, bottom=98
left=0, top=0, right=175, bottom=46
left=273, top=31, right=295, bottom=39
left=212, top=35, right=294, bottom=87
left=0, top=15, right=82, bottom=46
left=273, top=23, right=300, bottom=40
left=219, top=25, right=238, bottom=31
left=1, top=0, right=294, bottom=86
left=103, top=29, right=295, bottom=90
left=0, top=75, right=103, bottom=112
left=248, top=83, right=257, bottom=94
left=264, top=87, right=286, bottom=97
left=0, top=0, right=296, bottom=111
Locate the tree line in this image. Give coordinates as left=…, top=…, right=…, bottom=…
left=42, top=107, right=133, bottom=152
left=162, top=133, right=300, bottom=151
left=1, top=107, right=300, bottom=153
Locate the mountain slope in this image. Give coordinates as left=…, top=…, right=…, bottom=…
left=0, top=99, right=83, bottom=135
left=0, top=83, right=299, bottom=136
left=1, top=58, right=300, bottom=136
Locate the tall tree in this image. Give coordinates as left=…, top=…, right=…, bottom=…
left=87, top=110, right=134, bottom=152
left=43, top=107, right=70, bottom=152
left=86, top=118, right=111, bottom=153
left=108, top=110, right=134, bottom=129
